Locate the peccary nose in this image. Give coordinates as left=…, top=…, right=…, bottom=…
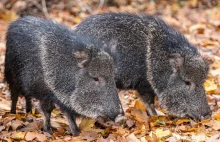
left=201, top=113, right=211, bottom=121
left=114, top=113, right=126, bottom=124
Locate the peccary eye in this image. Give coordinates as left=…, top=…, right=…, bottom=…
left=93, top=77, right=99, bottom=82
left=185, top=81, right=191, bottom=86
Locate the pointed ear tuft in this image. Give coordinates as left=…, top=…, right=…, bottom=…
left=73, top=49, right=90, bottom=68
left=169, top=53, right=183, bottom=71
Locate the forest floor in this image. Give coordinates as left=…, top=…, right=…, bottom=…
left=0, top=0, right=220, bottom=141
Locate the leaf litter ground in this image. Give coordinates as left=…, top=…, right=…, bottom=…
left=0, top=1, right=220, bottom=141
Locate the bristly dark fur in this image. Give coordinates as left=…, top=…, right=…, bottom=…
left=5, top=16, right=124, bottom=135
left=74, top=12, right=210, bottom=120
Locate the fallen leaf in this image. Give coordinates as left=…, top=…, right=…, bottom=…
left=11, top=132, right=26, bottom=140
left=206, top=133, right=220, bottom=142
left=191, top=125, right=206, bottom=142
left=79, top=118, right=95, bottom=131
left=20, top=120, right=43, bottom=131
left=126, top=133, right=140, bottom=142
left=0, top=10, right=18, bottom=22
left=11, top=120, right=24, bottom=131
left=0, top=99, right=11, bottom=111
left=134, top=100, right=146, bottom=111
left=126, top=119, right=135, bottom=128
left=146, top=131, right=158, bottom=142
left=204, top=76, right=218, bottom=94
left=131, top=109, right=149, bottom=122
left=212, top=120, right=220, bottom=130
left=25, top=132, right=38, bottom=141
left=80, top=131, right=99, bottom=142
left=35, top=133, right=47, bottom=142
left=155, top=129, right=171, bottom=138
left=214, top=113, right=220, bottom=120
left=0, top=125, right=5, bottom=131
left=176, top=119, right=190, bottom=125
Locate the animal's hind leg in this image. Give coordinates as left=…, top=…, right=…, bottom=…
left=62, top=108, right=80, bottom=136
left=40, top=99, right=55, bottom=134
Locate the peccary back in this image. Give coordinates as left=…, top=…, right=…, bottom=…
left=74, top=13, right=210, bottom=120
left=5, top=16, right=124, bottom=135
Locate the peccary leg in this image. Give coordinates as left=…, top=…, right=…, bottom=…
left=137, top=81, right=157, bottom=116
left=10, top=87, right=19, bottom=114
left=40, top=100, right=55, bottom=134
left=62, top=109, right=79, bottom=136
left=25, top=96, right=32, bottom=113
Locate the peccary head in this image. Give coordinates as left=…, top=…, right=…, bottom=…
left=71, top=44, right=124, bottom=121
left=146, top=16, right=211, bottom=120
left=41, top=35, right=124, bottom=122
left=159, top=54, right=211, bottom=120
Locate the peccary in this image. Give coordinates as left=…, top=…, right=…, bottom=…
left=74, top=13, right=211, bottom=120
left=5, top=16, right=124, bottom=135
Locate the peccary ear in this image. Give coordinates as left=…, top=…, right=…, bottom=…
left=73, top=49, right=90, bottom=68
left=169, top=53, right=183, bottom=71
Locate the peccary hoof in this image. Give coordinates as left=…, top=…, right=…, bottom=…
left=145, top=103, right=157, bottom=117
left=44, top=128, right=53, bottom=135
left=71, top=129, right=80, bottom=136
left=10, top=110, right=16, bottom=114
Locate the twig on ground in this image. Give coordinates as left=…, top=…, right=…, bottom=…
left=76, top=0, right=105, bottom=15
left=28, top=0, right=50, bottom=19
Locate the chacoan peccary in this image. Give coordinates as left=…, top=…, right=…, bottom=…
left=74, top=12, right=211, bottom=120
left=5, top=16, right=124, bottom=135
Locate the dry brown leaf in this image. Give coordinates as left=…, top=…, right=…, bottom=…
left=52, top=117, right=68, bottom=125
left=212, top=120, right=220, bottom=130
left=202, top=41, right=219, bottom=47
left=0, top=125, right=5, bottom=131
left=213, top=113, right=220, bottom=120
left=180, top=127, right=197, bottom=132
left=35, top=133, right=47, bottom=142
left=20, top=120, right=43, bottom=131
left=51, top=121, right=61, bottom=129
left=79, top=118, right=95, bottom=131
left=0, top=99, right=11, bottom=111
left=191, top=125, right=206, bottom=142
left=116, top=127, right=130, bottom=135
left=11, top=120, right=24, bottom=131
left=146, top=131, right=158, bottom=142
left=25, top=132, right=39, bottom=141
left=189, top=0, right=198, bottom=7
left=80, top=131, right=99, bottom=142
left=134, top=100, right=146, bottom=111
left=126, top=133, right=140, bottom=142
left=11, top=132, right=26, bottom=140
left=204, top=76, right=218, bottom=94
left=175, top=119, right=190, bottom=125
left=206, top=133, right=220, bottom=142
left=0, top=10, right=18, bottom=22
left=53, top=127, right=65, bottom=137
left=126, top=119, right=135, bottom=128
left=131, top=109, right=149, bottom=123
left=155, top=128, right=172, bottom=138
